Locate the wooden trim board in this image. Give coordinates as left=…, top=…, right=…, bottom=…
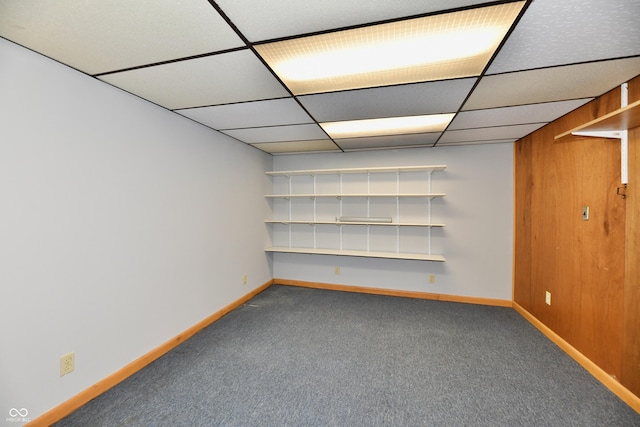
left=27, top=280, right=274, bottom=427
left=513, top=302, right=640, bottom=414
left=28, top=279, right=639, bottom=425
left=273, top=278, right=513, bottom=307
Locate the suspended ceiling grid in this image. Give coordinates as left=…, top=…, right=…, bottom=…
left=1, top=0, right=639, bottom=154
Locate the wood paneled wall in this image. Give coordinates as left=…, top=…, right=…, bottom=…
left=514, top=74, right=640, bottom=396
left=623, top=80, right=640, bottom=394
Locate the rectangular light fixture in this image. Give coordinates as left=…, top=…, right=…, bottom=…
left=256, top=2, right=525, bottom=95
left=320, top=114, right=454, bottom=139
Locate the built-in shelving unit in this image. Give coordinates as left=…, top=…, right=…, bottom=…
left=265, top=165, right=446, bottom=261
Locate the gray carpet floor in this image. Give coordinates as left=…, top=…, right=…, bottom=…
left=55, top=284, right=640, bottom=426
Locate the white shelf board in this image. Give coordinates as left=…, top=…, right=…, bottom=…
left=555, top=99, right=640, bottom=140
left=265, top=220, right=445, bottom=227
left=265, top=193, right=446, bottom=199
left=266, top=165, right=446, bottom=176
left=265, top=247, right=446, bottom=261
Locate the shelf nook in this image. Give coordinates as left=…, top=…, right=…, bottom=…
left=265, top=165, right=446, bottom=261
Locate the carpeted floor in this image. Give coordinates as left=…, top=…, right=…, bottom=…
left=55, top=285, right=640, bottom=426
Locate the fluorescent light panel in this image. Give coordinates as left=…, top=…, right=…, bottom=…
left=321, top=114, right=454, bottom=139
left=256, top=2, right=525, bottom=95
left=252, top=140, right=339, bottom=153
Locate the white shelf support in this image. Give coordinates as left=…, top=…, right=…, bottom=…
left=396, top=171, right=401, bottom=253
left=288, top=175, right=292, bottom=248
left=339, top=172, right=343, bottom=251
left=367, top=172, right=371, bottom=252
left=313, top=174, right=317, bottom=249
left=568, top=83, right=630, bottom=184
left=427, top=170, right=433, bottom=255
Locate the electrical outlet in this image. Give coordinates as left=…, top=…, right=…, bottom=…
left=545, top=291, right=551, bottom=306
left=428, top=274, right=435, bottom=284
left=335, top=266, right=340, bottom=275
left=242, top=274, right=247, bottom=285
left=60, top=352, right=75, bottom=377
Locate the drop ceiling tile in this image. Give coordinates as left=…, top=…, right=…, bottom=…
left=98, top=51, right=289, bottom=110
left=489, top=0, right=640, bottom=74
left=222, top=124, right=328, bottom=144
left=216, top=0, right=497, bottom=42
left=252, top=140, right=340, bottom=154
left=464, top=57, right=640, bottom=110
left=336, top=133, right=441, bottom=150
left=0, top=0, right=244, bottom=75
left=439, top=123, right=545, bottom=144
left=449, top=98, right=592, bottom=130
left=437, top=139, right=516, bottom=146
left=176, top=98, right=312, bottom=130
left=299, top=79, right=476, bottom=122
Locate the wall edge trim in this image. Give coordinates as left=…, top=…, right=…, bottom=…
left=27, top=279, right=275, bottom=427
left=273, top=278, right=513, bottom=307
left=513, top=302, right=640, bottom=414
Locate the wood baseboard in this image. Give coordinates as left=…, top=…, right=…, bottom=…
left=32, top=279, right=637, bottom=425
left=28, top=280, right=274, bottom=427
left=513, top=302, right=640, bottom=414
left=273, top=278, right=513, bottom=307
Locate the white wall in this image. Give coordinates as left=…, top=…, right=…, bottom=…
left=271, top=144, right=514, bottom=300
left=0, top=38, right=272, bottom=422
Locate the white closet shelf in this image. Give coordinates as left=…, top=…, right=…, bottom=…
left=555, top=98, right=640, bottom=140
left=265, top=246, right=446, bottom=262
left=266, top=165, right=446, bottom=176
left=265, top=220, right=445, bottom=227
left=265, top=193, right=446, bottom=199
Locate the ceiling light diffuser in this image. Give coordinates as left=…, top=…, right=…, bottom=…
left=256, top=2, right=525, bottom=95
left=321, top=114, right=454, bottom=139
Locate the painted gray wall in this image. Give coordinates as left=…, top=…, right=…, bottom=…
left=0, top=38, right=272, bottom=420
left=271, top=145, right=514, bottom=300
left=0, top=35, right=514, bottom=423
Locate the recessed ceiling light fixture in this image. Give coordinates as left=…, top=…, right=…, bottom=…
left=321, top=114, right=455, bottom=139
left=256, top=2, right=525, bottom=95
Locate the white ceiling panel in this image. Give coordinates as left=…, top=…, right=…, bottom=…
left=489, top=0, right=640, bottom=74
left=99, top=51, right=289, bottom=110
left=337, top=133, right=441, bottom=150
left=449, top=99, right=592, bottom=130
left=437, top=139, right=517, bottom=146
left=465, top=57, right=640, bottom=110
left=440, top=123, right=545, bottom=143
left=222, top=124, right=328, bottom=144
left=177, top=99, right=312, bottom=130
left=216, top=0, right=497, bottom=42
left=299, top=79, right=477, bottom=122
left=252, top=140, right=341, bottom=154
left=0, top=0, right=244, bottom=75
left=2, top=1, right=639, bottom=155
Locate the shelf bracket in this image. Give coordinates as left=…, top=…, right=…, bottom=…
left=567, top=83, right=630, bottom=184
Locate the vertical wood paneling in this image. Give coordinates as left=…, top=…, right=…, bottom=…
left=622, top=78, right=640, bottom=394
left=513, top=138, right=532, bottom=307
left=514, top=76, right=640, bottom=390
left=575, top=136, right=625, bottom=376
